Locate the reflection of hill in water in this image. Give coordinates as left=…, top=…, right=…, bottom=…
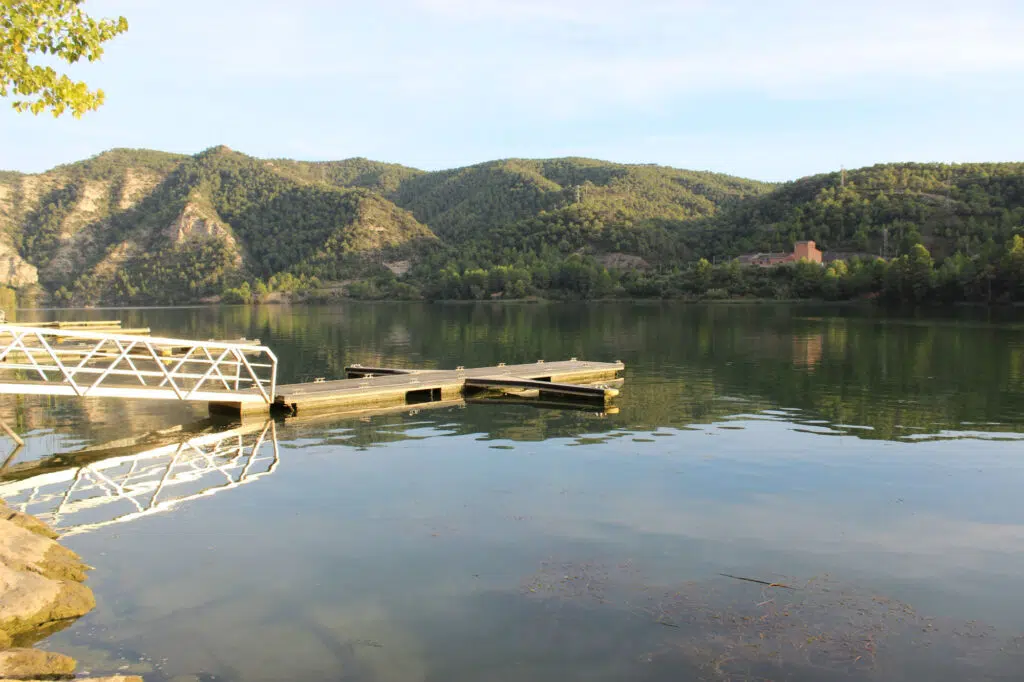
left=6, top=380, right=1020, bottom=540
left=0, top=392, right=206, bottom=462
left=97, top=303, right=1024, bottom=441
left=9, top=302, right=1024, bottom=451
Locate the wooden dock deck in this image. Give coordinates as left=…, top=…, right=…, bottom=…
left=4, top=319, right=152, bottom=335
left=214, top=359, right=625, bottom=416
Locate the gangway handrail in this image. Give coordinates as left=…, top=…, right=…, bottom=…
left=0, top=325, right=269, bottom=349
left=0, top=324, right=278, bottom=404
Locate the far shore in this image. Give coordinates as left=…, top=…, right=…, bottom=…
left=14, top=297, right=865, bottom=312
left=11, top=297, right=1024, bottom=314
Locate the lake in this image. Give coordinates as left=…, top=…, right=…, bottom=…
left=3, top=302, right=1024, bottom=681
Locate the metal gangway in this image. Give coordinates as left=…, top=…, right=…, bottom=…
left=0, top=325, right=277, bottom=407
left=0, top=420, right=279, bottom=537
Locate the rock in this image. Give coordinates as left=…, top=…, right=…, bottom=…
left=0, top=516, right=95, bottom=641
left=0, top=509, right=57, bottom=540
left=36, top=545, right=89, bottom=583
left=0, top=509, right=98, bottom=665
left=0, top=518, right=89, bottom=582
left=0, top=678, right=147, bottom=682
left=0, top=241, right=38, bottom=288
left=0, top=678, right=145, bottom=682
left=0, top=561, right=95, bottom=641
left=0, top=648, right=75, bottom=678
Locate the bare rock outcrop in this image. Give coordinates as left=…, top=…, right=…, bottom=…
left=165, top=203, right=235, bottom=246
left=0, top=554, right=95, bottom=642
left=0, top=648, right=75, bottom=678
left=0, top=516, right=88, bottom=583
left=0, top=505, right=142, bottom=682
left=0, top=678, right=143, bottom=682
left=0, top=508, right=55, bottom=540
left=0, top=506, right=94, bottom=645
left=118, top=169, right=160, bottom=210
left=0, top=242, right=37, bottom=288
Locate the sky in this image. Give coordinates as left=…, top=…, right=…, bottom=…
left=1, top=0, right=1023, bottom=180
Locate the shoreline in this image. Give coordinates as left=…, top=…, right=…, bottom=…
left=14, top=297, right=1024, bottom=314
left=0, top=499, right=142, bottom=682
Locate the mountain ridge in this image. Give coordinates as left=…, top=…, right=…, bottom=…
left=0, top=147, right=1021, bottom=305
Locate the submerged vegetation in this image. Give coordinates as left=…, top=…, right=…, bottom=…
left=521, top=561, right=1022, bottom=681
left=0, top=149, right=1022, bottom=306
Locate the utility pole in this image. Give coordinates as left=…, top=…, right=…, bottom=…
left=841, top=166, right=846, bottom=189
left=946, top=162, right=953, bottom=209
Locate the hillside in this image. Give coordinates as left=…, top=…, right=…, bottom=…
left=704, top=162, right=1024, bottom=260
left=0, top=149, right=1022, bottom=305
left=0, top=147, right=438, bottom=304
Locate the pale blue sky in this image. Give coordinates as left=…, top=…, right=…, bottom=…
left=2, top=0, right=1022, bottom=180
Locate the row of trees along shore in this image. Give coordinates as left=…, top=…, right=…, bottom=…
left=332, top=235, right=1024, bottom=305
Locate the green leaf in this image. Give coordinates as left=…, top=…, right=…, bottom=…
left=1, top=0, right=128, bottom=117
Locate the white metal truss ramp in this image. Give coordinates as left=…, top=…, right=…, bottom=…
left=0, top=326, right=277, bottom=405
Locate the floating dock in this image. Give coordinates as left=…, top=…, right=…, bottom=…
left=3, top=319, right=152, bottom=335
left=234, top=359, right=625, bottom=417
left=463, top=376, right=619, bottom=401
left=0, top=322, right=624, bottom=418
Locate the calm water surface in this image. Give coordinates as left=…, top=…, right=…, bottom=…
left=3, top=303, right=1024, bottom=681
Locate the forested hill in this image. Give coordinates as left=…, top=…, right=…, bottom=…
left=0, top=148, right=1022, bottom=305
left=706, top=163, right=1024, bottom=259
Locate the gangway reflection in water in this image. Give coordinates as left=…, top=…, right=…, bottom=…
left=0, top=386, right=621, bottom=537
left=0, top=420, right=279, bottom=537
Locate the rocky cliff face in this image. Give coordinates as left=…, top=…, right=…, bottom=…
left=0, top=182, right=37, bottom=287
left=0, top=148, right=439, bottom=304
left=0, top=242, right=37, bottom=287
left=165, top=202, right=234, bottom=245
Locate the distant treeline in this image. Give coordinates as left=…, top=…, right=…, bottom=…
left=339, top=236, right=1024, bottom=306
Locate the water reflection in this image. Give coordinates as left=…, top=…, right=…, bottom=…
left=37, top=408, right=1024, bottom=682
left=792, top=332, right=824, bottom=368
left=5, top=303, right=1024, bottom=682
left=13, top=303, right=1024, bottom=442
left=0, top=421, right=278, bottom=537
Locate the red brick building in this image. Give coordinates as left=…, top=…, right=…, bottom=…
left=738, top=241, right=823, bottom=267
